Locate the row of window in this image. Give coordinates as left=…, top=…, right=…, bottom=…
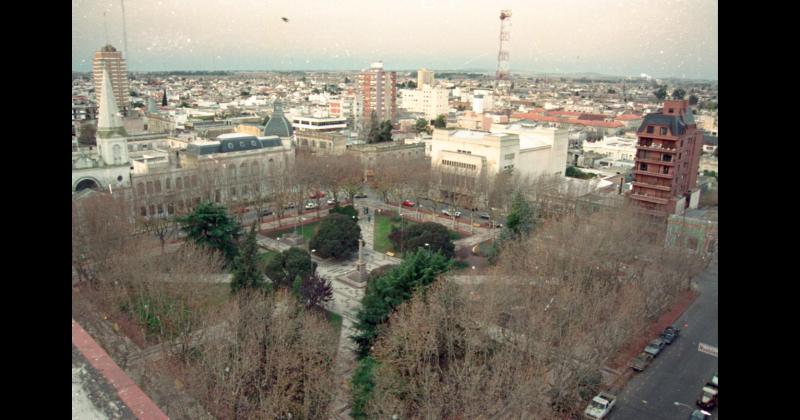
left=645, top=126, right=669, bottom=136
left=441, top=159, right=477, bottom=171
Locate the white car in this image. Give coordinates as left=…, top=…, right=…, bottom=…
left=327, top=199, right=338, bottom=205
left=442, top=209, right=462, bottom=218
left=305, top=202, right=319, bottom=210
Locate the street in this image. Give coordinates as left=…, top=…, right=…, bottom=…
left=610, top=256, right=718, bottom=420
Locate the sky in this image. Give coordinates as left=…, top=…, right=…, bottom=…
left=72, top=0, right=718, bottom=80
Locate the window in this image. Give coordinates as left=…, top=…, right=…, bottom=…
left=112, top=144, right=122, bottom=164
left=646, top=126, right=654, bottom=133
left=662, top=166, right=669, bottom=175
left=167, top=204, right=174, bottom=215
left=146, top=181, right=154, bottom=194
left=149, top=205, right=156, bottom=215
left=662, top=154, right=672, bottom=162
left=660, top=127, right=668, bottom=135
left=157, top=204, right=164, bottom=214
left=505, top=153, right=515, bottom=160
left=668, top=108, right=674, bottom=114
left=639, top=163, right=648, bottom=171
left=155, top=180, right=162, bottom=193
left=176, top=177, right=183, bottom=189
left=688, top=237, right=699, bottom=251
left=140, top=207, right=147, bottom=217
left=137, top=182, right=145, bottom=195
left=166, top=178, right=171, bottom=189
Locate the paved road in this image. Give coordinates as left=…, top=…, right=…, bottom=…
left=610, top=256, right=718, bottom=420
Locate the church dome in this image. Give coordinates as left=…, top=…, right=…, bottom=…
left=262, top=101, right=293, bottom=138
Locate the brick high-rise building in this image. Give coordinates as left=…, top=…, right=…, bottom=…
left=92, top=45, right=129, bottom=113
left=629, top=100, right=704, bottom=216
left=357, top=62, right=397, bottom=131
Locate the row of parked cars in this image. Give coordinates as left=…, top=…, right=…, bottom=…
left=629, top=326, right=680, bottom=372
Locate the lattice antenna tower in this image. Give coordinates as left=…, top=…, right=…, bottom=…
left=495, top=9, right=512, bottom=82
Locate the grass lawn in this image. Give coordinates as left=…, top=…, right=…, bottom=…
left=259, top=249, right=281, bottom=264
left=264, top=220, right=321, bottom=244
left=373, top=213, right=462, bottom=256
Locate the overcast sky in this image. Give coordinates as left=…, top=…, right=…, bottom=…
left=72, top=0, right=717, bottom=79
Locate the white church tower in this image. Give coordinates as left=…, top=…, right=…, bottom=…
left=96, top=66, right=130, bottom=167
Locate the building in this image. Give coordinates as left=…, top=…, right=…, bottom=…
left=92, top=45, right=129, bottom=112
left=491, top=123, right=569, bottom=178
left=346, top=141, right=426, bottom=180
left=398, top=85, right=450, bottom=120
left=357, top=62, right=397, bottom=128
left=417, top=68, right=434, bottom=89
left=296, top=131, right=349, bottom=155
left=72, top=68, right=133, bottom=193
left=291, top=116, right=347, bottom=132
left=582, top=136, right=637, bottom=162
left=666, top=208, right=718, bottom=256
left=628, top=100, right=704, bottom=216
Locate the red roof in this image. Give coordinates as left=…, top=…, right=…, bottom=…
left=617, top=114, right=642, bottom=121
left=511, top=112, right=624, bottom=128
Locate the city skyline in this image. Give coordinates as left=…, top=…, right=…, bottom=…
left=72, top=0, right=718, bottom=80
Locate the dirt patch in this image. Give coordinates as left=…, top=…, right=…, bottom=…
left=609, top=288, right=699, bottom=370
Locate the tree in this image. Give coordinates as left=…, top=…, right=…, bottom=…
left=263, top=247, right=317, bottom=289
left=672, top=88, right=686, bottom=100
left=162, top=89, right=168, bottom=106
left=388, top=222, right=455, bottom=259
left=689, top=94, right=699, bottom=105
left=351, top=356, right=378, bottom=420
left=178, top=201, right=242, bottom=263
left=653, top=86, right=667, bottom=101
left=138, top=215, right=176, bottom=253
left=309, top=213, right=361, bottom=260
left=505, top=191, right=536, bottom=238
left=231, top=224, right=266, bottom=293
left=329, top=204, right=358, bottom=220
left=407, top=80, right=417, bottom=89
left=366, top=111, right=380, bottom=143
left=78, top=121, right=97, bottom=146
left=352, top=248, right=452, bottom=358
left=414, top=118, right=429, bottom=134
left=434, top=114, right=447, bottom=129
left=294, top=272, right=333, bottom=309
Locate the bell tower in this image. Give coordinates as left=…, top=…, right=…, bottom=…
left=96, top=66, right=130, bottom=167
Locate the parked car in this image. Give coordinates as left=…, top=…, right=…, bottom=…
left=583, top=392, right=616, bottom=419
left=660, top=326, right=680, bottom=344
left=284, top=202, right=297, bottom=209
left=630, top=352, right=654, bottom=372
left=305, top=202, right=319, bottom=210
left=402, top=200, right=416, bottom=208
left=260, top=209, right=274, bottom=216
left=478, top=212, right=491, bottom=220
left=690, top=409, right=712, bottom=420
left=644, top=338, right=666, bottom=357
left=710, top=372, right=718, bottom=388
left=327, top=199, right=338, bottom=205
left=442, top=209, right=462, bottom=217
left=696, top=385, right=718, bottom=410
left=353, top=192, right=368, bottom=198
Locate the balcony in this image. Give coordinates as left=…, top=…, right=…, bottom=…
left=629, top=193, right=668, bottom=205
left=636, top=143, right=677, bottom=153
left=636, top=157, right=675, bottom=166
left=632, top=181, right=672, bottom=192
left=633, top=170, right=674, bottom=179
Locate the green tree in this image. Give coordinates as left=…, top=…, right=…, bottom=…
left=367, top=111, right=380, bottom=143
left=230, top=224, right=266, bottom=293
left=329, top=204, right=358, bottom=220
left=178, top=202, right=242, bottom=263
left=434, top=114, right=447, bottom=128
left=505, top=191, right=536, bottom=238
left=388, top=222, right=455, bottom=259
left=309, top=213, right=361, bottom=260
left=689, top=94, right=699, bottom=105
left=415, top=118, right=429, bottom=134
left=654, top=86, right=667, bottom=101
left=263, top=247, right=317, bottom=289
left=351, top=356, right=378, bottom=420
left=352, top=248, right=452, bottom=358
left=672, top=88, right=686, bottom=100
left=378, top=120, right=393, bottom=142
left=407, top=80, right=417, bottom=89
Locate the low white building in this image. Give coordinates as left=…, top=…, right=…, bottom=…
left=290, top=115, right=347, bottom=132
left=581, top=136, right=637, bottom=162
left=491, top=123, right=569, bottom=178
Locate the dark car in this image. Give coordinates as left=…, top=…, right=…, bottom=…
left=478, top=212, right=491, bottom=220
left=660, top=326, right=680, bottom=344
left=260, top=209, right=274, bottom=216
left=354, top=192, right=368, bottom=198
left=690, top=409, right=712, bottom=420
left=644, top=338, right=666, bottom=357
left=629, top=352, right=654, bottom=372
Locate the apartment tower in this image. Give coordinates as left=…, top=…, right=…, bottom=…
left=629, top=100, right=704, bottom=215
left=358, top=62, right=397, bottom=129
left=92, top=45, right=129, bottom=113
left=417, top=68, right=434, bottom=89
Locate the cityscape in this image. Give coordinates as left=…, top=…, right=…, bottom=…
left=72, top=1, right=718, bottom=419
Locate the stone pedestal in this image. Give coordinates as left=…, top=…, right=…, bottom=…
left=281, top=232, right=305, bottom=247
